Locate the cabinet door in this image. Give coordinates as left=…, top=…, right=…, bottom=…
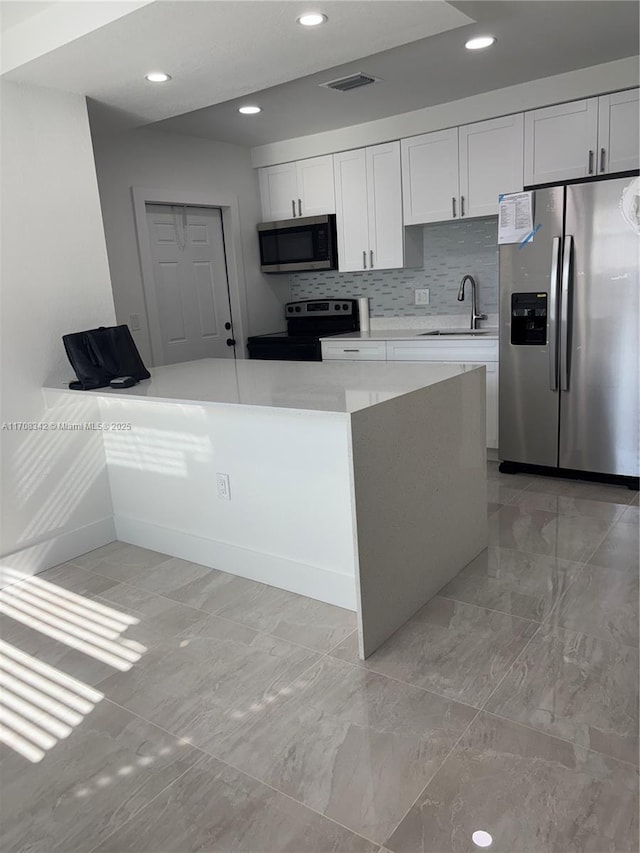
left=296, top=155, right=335, bottom=216
left=597, top=89, right=640, bottom=175
left=366, top=141, right=404, bottom=270
left=258, top=163, right=298, bottom=221
left=459, top=114, right=524, bottom=218
left=333, top=148, right=370, bottom=272
left=401, top=129, right=459, bottom=224
left=524, top=99, right=598, bottom=185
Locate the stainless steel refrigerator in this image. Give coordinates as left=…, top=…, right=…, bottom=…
left=499, top=176, right=639, bottom=483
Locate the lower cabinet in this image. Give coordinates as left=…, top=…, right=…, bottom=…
left=322, top=337, right=499, bottom=448
left=386, top=339, right=499, bottom=449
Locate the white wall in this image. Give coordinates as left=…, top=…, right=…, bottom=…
left=92, top=127, right=289, bottom=365
left=0, top=81, right=117, bottom=573
left=251, top=56, right=640, bottom=167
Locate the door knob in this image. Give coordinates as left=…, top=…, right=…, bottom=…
left=226, top=338, right=236, bottom=346
left=224, top=322, right=232, bottom=330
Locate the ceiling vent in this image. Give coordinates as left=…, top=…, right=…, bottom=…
left=320, top=72, right=380, bottom=93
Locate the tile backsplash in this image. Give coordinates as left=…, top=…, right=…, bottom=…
left=291, top=217, right=498, bottom=317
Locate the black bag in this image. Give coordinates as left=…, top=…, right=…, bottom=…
left=63, top=325, right=150, bottom=390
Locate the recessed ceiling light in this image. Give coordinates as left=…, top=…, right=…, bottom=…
left=297, top=13, right=327, bottom=27
left=239, top=105, right=261, bottom=115
left=471, top=830, right=493, bottom=848
left=145, top=72, right=171, bottom=83
left=465, top=35, right=496, bottom=50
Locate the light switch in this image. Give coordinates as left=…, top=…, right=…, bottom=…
left=414, top=288, right=430, bottom=306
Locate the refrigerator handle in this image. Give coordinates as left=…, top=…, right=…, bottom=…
left=548, top=236, right=561, bottom=391
left=560, top=235, right=573, bottom=391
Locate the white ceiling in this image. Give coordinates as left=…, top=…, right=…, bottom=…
left=1, top=0, right=638, bottom=148
left=0, top=1, right=53, bottom=31
left=153, top=1, right=640, bottom=147
left=1, top=0, right=474, bottom=130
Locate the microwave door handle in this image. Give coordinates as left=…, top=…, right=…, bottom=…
left=559, top=235, right=573, bottom=391
left=548, top=236, right=561, bottom=391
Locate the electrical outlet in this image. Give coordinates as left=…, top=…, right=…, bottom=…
left=216, top=473, right=231, bottom=501
left=414, top=288, right=430, bottom=306
left=129, top=314, right=141, bottom=331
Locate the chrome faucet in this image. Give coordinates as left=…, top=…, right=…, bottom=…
left=457, top=274, right=487, bottom=330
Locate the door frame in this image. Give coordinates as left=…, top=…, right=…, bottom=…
left=132, top=186, right=249, bottom=366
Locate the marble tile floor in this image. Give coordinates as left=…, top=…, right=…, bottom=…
left=0, top=464, right=637, bottom=852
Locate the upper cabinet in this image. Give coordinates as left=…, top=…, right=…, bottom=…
left=597, top=89, right=640, bottom=175
left=334, top=141, right=406, bottom=272
left=524, top=90, right=639, bottom=185
left=259, top=155, right=335, bottom=221
left=401, top=115, right=524, bottom=225
left=459, top=114, right=525, bottom=218
left=401, top=128, right=459, bottom=224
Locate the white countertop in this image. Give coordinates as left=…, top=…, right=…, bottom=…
left=45, top=357, right=482, bottom=415
left=321, top=328, right=499, bottom=342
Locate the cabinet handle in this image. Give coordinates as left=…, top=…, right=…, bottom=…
left=370, top=250, right=374, bottom=269
left=600, top=147, right=606, bottom=173
left=298, top=198, right=302, bottom=217
left=344, top=349, right=360, bottom=352
left=292, top=199, right=296, bottom=218
left=587, top=150, right=594, bottom=174
left=362, top=250, right=367, bottom=269
left=452, top=197, right=457, bottom=218
left=460, top=196, right=465, bottom=217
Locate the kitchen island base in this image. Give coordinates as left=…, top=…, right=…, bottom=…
left=45, top=359, right=486, bottom=658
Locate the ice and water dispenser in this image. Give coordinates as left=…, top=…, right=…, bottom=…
left=510, top=293, right=548, bottom=345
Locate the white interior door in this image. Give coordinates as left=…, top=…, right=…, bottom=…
left=145, top=204, right=234, bottom=365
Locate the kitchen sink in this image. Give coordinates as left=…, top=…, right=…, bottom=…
left=419, top=330, right=492, bottom=336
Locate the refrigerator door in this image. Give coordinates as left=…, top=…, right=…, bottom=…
left=499, top=186, right=564, bottom=466
left=559, top=178, right=639, bottom=476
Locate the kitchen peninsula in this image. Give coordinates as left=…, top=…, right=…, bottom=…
left=44, top=358, right=487, bottom=657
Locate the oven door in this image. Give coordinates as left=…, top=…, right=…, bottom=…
left=247, top=335, right=321, bottom=361
left=258, top=216, right=337, bottom=273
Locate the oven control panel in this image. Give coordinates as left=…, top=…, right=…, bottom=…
left=286, top=300, right=355, bottom=317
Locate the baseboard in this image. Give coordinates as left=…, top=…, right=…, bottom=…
left=0, top=517, right=116, bottom=589
left=486, top=448, right=499, bottom=461
left=114, top=515, right=357, bottom=611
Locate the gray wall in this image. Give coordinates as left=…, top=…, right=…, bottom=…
left=1, top=81, right=116, bottom=561
left=92, top=127, right=289, bottom=364
left=291, top=217, right=498, bottom=318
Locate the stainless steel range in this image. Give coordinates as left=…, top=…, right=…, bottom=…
left=247, top=299, right=360, bottom=361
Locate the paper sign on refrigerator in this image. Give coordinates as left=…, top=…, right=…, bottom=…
left=498, top=192, right=535, bottom=245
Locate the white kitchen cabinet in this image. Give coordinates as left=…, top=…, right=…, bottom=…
left=259, top=162, right=298, bottom=221
left=459, top=114, right=524, bottom=218
left=334, top=141, right=405, bottom=272
left=401, top=128, right=459, bottom=224
left=524, top=99, right=600, bottom=185
left=259, top=155, right=335, bottom=221
left=597, top=89, right=640, bottom=175
left=322, top=336, right=499, bottom=447
left=321, top=339, right=387, bottom=361
left=386, top=338, right=499, bottom=449
left=401, top=117, right=524, bottom=224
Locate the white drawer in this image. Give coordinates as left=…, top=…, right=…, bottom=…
left=386, top=339, right=498, bottom=363
left=321, top=340, right=387, bottom=361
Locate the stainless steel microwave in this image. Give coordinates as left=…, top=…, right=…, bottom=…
left=257, top=214, right=338, bottom=273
